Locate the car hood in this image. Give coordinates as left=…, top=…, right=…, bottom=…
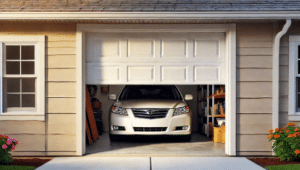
left=113, top=100, right=186, bottom=109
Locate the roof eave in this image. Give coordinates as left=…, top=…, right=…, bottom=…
left=0, top=11, right=300, bottom=20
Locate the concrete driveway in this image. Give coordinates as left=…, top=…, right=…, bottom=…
left=36, top=157, right=265, bottom=170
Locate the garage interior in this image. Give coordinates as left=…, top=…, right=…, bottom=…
left=85, top=85, right=226, bottom=156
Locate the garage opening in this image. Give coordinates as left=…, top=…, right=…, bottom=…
left=85, top=84, right=226, bottom=156
left=79, top=24, right=235, bottom=156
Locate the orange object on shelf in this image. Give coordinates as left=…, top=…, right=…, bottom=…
left=209, top=93, right=225, bottom=99
left=214, top=115, right=225, bottom=118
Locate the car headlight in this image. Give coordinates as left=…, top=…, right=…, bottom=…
left=111, top=106, right=128, bottom=116
left=173, top=106, right=190, bottom=116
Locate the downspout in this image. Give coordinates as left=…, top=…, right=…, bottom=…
left=273, top=19, right=291, bottom=131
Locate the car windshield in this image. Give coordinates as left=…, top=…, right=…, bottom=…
left=118, top=85, right=182, bottom=100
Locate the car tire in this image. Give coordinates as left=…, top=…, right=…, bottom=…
left=181, top=134, right=192, bottom=142
left=109, top=134, right=120, bottom=142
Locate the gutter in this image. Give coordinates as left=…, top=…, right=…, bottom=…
left=0, top=12, right=300, bottom=20
left=273, top=19, right=291, bottom=131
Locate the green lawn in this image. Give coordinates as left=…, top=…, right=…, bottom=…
left=0, top=165, right=36, bottom=170
left=265, top=164, right=300, bottom=170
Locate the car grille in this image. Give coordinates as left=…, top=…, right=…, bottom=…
left=133, top=127, right=167, bottom=132
left=132, top=108, right=169, bottom=119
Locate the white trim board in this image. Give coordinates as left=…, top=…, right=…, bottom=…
left=0, top=43, right=2, bottom=114
left=76, top=24, right=236, bottom=156
left=288, top=36, right=300, bottom=121
left=1, top=12, right=300, bottom=20
left=76, top=26, right=86, bottom=156
left=225, top=24, right=236, bottom=156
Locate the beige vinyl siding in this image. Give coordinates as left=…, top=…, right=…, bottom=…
left=236, top=114, right=272, bottom=134
left=237, top=134, right=271, bottom=151
left=46, top=82, right=76, bottom=97
left=237, top=48, right=273, bottom=56
left=47, top=69, right=76, bottom=81
left=47, top=135, right=76, bottom=151
left=0, top=121, right=45, bottom=134
left=237, top=99, right=272, bottom=113
left=237, top=69, right=272, bottom=81
left=237, top=82, right=272, bottom=98
left=47, top=55, right=76, bottom=68
left=236, top=23, right=273, bottom=156
left=0, top=22, right=77, bottom=156
left=7, top=134, right=46, bottom=152
left=46, top=98, right=77, bottom=113
left=47, top=114, right=76, bottom=135
left=237, top=56, right=272, bottom=68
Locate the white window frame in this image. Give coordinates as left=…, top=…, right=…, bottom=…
left=288, top=36, right=300, bottom=121
left=0, top=36, right=45, bottom=121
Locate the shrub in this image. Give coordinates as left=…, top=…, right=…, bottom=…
left=268, top=123, right=300, bottom=161
left=0, top=135, right=18, bottom=165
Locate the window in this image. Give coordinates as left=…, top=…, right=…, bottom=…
left=4, top=45, right=36, bottom=111
left=0, top=36, right=45, bottom=120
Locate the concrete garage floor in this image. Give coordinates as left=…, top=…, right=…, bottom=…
left=85, top=132, right=226, bottom=157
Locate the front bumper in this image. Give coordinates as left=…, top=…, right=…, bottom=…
left=110, top=109, right=192, bottom=135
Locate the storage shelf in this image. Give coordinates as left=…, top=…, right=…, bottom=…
left=210, top=115, right=225, bottom=118
left=209, top=93, right=225, bottom=99
left=197, top=85, right=225, bottom=138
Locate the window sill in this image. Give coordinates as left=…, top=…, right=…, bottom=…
left=288, top=115, right=300, bottom=121
left=0, top=114, right=45, bottom=121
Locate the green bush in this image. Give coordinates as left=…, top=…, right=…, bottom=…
left=268, top=123, right=300, bottom=161
left=265, top=164, right=300, bottom=170
left=0, top=165, right=35, bottom=170
left=0, top=135, right=18, bottom=165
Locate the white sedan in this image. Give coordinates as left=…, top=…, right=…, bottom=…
left=108, top=85, right=193, bottom=141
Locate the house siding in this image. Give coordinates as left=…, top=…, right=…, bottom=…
left=236, top=23, right=273, bottom=156
left=0, top=22, right=77, bottom=156
left=279, top=22, right=300, bottom=128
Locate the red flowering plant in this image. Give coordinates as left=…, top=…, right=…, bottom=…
left=268, top=123, right=300, bottom=161
left=0, top=135, right=18, bottom=164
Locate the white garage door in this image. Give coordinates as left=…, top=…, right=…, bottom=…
left=86, top=32, right=226, bottom=85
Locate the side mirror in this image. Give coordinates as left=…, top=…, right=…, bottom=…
left=184, top=94, right=193, bottom=101
left=108, top=94, right=117, bottom=101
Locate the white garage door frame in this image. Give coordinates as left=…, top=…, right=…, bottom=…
left=76, top=24, right=236, bottom=156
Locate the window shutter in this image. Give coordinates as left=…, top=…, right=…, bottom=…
left=0, top=42, right=3, bottom=113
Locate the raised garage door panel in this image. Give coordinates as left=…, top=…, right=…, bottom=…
left=86, top=32, right=226, bottom=84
